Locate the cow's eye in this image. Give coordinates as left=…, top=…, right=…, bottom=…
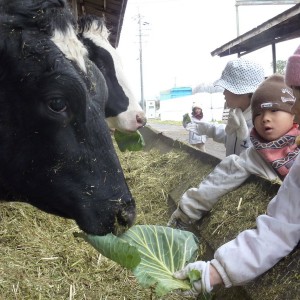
left=48, top=98, right=67, bottom=113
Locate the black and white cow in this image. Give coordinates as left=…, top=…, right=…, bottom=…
left=77, top=15, right=147, bottom=132
left=0, top=0, right=135, bottom=235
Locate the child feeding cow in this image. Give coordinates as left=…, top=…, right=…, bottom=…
left=168, top=74, right=299, bottom=230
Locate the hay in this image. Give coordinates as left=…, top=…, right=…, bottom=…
left=0, top=147, right=208, bottom=299
left=2, top=141, right=296, bottom=300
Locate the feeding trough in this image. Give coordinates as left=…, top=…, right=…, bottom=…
left=138, top=125, right=300, bottom=300
left=0, top=125, right=298, bottom=299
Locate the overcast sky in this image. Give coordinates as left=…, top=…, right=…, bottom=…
left=117, top=0, right=300, bottom=100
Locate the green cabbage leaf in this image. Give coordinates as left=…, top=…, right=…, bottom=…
left=74, top=232, right=141, bottom=269
left=75, top=225, right=199, bottom=296
left=114, top=130, right=145, bottom=152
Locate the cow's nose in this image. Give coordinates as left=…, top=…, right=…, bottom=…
left=114, top=198, right=136, bottom=234
left=136, top=113, right=147, bottom=128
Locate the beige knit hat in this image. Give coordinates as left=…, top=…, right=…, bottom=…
left=251, top=74, right=295, bottom=122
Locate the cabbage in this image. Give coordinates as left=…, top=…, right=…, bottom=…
left=75, top=225, right=199, bottom=296
left=114, top=130, right=145, bottom=152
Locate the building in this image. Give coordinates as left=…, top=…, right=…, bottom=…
left=145, top=100, right=156, bottom=119
left=160, top=87, right=192, bottom=100
left=158, top=86, right=225, bottom=122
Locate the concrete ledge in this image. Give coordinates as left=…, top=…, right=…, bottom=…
left=139, top=126, right=300, bottom=300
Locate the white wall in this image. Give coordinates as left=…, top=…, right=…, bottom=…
left=159, top=92, right=225, bottom=122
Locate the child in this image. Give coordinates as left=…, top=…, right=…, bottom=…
left=168, top=74, right=298, bottom=230
left=171, top=49, right=300, bottom=294
left=183, top=105, right=206, bottom=151
left=187, top=58, right=265, bottom=156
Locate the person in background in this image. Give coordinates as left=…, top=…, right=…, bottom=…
left=183, top=105, right=206, bottom=151
left=168, top=74, right=298, bottom=229
left=171, top=48, right=300, bottom=296
left=187, top=58, right=265, bottom=156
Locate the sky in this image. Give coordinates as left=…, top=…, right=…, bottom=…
left=117, top=0, right=300, bottom=101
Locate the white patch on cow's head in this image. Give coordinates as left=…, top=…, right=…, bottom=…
left=82, top=21, right=146, bottom=132
left=51, top=25, right=88, bottom=73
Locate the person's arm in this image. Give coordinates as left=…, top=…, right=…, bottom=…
left=179, top=152, right=252, bottom=220
left=210, top=264, right=223, bottom=286
left=211, top=155, right=300, bottom=287
left=180, top=147, right=279, bottom=221
left=186, top=122, right=226, bottom=144
left=169, top=148, right=279, bottom=225
left=173, top=155, right=300, bottom=294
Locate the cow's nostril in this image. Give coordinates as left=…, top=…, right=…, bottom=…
left=116, top=198, right=136, bottom=229
left=136, top=114, right=147, bottom=127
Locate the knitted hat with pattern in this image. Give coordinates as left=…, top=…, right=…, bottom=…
left=251, top=74, right=295, bottom=123
left=285, top=44, right=300, bottom=87
left=214, top=59, right=265, bottom=94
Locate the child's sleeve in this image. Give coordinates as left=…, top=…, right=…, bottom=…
left=179, top=150, right=252, bottom=220
left=186, top=122, right=226, bottom=143
left=211, top=157, right=300, bottom=286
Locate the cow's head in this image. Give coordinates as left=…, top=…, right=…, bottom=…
left=77, top=15, right=147, bottom=133
left=0, top=0, right=136, bottom=235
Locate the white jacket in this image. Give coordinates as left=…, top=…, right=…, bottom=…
left=180, top=146, right=280, bottom=220
left=188, top=116, right=207, bottom=145
left=211, top=154, right=300, bottom=287
left=192, top=107, right=252, bottom=156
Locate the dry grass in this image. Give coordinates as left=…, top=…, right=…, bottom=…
left=0, top=147, right=209, bottom=300
left=1, top=141, right=297, bottom=300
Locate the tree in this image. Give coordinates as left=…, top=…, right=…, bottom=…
left=193, top=83, right=223, bottom=94
left=271, top=60, right=287, bottom=75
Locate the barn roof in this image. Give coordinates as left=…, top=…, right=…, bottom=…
left=68, top=0, right=128, bottom=48
left=211, top=3, right=300, bottom=61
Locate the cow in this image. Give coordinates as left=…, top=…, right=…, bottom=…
left=0, top=0, right=136, bottom=235
left=77, top=14, right=147, bottom=132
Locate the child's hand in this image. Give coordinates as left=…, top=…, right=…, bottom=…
left=173, top=261, right=213, bottom=296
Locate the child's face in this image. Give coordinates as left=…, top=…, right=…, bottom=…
left=194, top=108, right=202, bottom=115
left=223, top=89, right=250, bottom=111
left=254, top=110, right=294, bottom=142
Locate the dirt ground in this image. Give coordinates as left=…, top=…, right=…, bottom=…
left=147, top=122, right=226, bottom=160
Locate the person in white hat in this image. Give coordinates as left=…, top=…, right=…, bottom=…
left=187, top=58, right=265, bottom=156
left=170, top=49, right=300, bottom=296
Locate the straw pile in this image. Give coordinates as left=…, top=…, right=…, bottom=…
left=1, top=138, right=298, bottom=300
left=0, top=146, right=211, bottom=300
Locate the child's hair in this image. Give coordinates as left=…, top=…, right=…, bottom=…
left=192, top=106, right=203, bottom=119
left=251, top=74, right=295, bottom=123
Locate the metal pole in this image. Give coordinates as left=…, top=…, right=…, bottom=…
left=272, top=43, right=276, bottom=73
left=235, top=4, right=240, bottom=37
left=138, top=13, right=145, bottom=111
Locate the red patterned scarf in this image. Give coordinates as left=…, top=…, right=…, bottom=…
left=250, top=123, right=300, bottom=179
